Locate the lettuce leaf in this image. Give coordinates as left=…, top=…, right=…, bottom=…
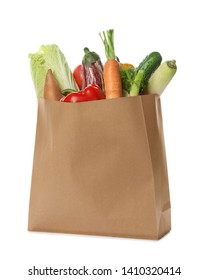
left=120, top=66, right=136, bottom=96
left=29, top=44, right=79, bottom=98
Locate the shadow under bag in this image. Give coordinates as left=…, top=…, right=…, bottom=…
left=28, top=95, right=171, bottom=240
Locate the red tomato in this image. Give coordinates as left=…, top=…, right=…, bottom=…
left=73, top=65, right=83, bottom=89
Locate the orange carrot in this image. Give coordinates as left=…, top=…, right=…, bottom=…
left=100, top=29, right=122, bottom=99
left=103, top=59, right=122, bottom=99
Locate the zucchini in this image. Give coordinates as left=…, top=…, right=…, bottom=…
left=130, top=51, right=162, bottom=96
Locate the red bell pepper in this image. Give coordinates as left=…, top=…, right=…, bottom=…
left=60, top=84, right=105, bottom=103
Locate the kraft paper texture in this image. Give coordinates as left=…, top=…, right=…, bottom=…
left=28, top=95, right=171, bottom=240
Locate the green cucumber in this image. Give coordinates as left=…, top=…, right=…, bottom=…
left=130, top=52, right=162, bottom=96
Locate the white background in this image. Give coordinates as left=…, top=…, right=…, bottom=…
left=0, top=0, right=208, bottom=279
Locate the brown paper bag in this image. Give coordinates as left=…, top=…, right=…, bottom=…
left=28, top=95, right=171, bottom=240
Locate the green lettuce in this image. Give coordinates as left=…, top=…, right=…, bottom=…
left=120, top=66, right=135, bottom=96
left=29, top=44, right=79, bottom=98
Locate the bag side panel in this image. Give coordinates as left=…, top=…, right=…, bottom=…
left=141, top=95, right=171, bottom=238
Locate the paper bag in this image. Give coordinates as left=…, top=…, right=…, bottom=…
left=28, top=95, right=171, bottom=240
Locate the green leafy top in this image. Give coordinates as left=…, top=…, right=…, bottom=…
left=99, top=29, right=116, bottom=60
left=120, top=66, right=136, bottom=95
